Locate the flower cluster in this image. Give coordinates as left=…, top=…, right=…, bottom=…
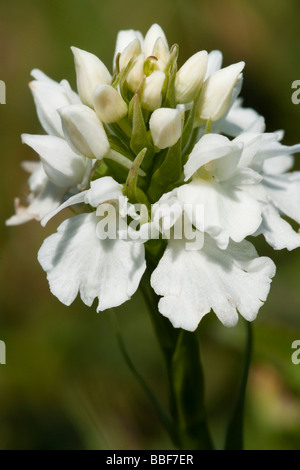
left=7, top=24, right=300, bottom=331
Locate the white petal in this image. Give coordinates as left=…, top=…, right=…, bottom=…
left=72, top=47, right=112, bottom=107
left=150, top=108, right=182, bottom=149
left=177, top=179, right=262, bottom=249
left=198, top=61, right=245, bottom=122
left=84, top=177, right=123, bottom=207
left=175, top=51, right=208, bottom=103
left=219, top=98, right=265, bottom=137
left=21, top=160, right=40, bottom=174
left=263, top=172, right=300, bottom=224
left=59, top=104, right=110, bottom=159
left=113, top=29, right=144, bottom=67
left=25, top=162, right=48, bottom=192
left=256, top=203, right=300, bottom=251
left=184, top=133, right=241, bottom=181
left=41, top=176, right=124, bottom=226
left=119, top=38, right=142, bottom=71
left=151, top=237, right=276, bottom=331
left=6, top=182, right=65, bottom=226
left=263, top=155, right=294, bottom=175
left=141, top=71, right=165, bottom=111
left=234, top=131, right=285, bottom=169
left=22, top=134, right=87, bottom=188
left=93, top=84, right=128, bottom=123
left=29, top=73, right=80, bottom=137
left=41, top=191, right=87, bottom=227
left=143, top=24, right=168, bottom=58
left=205, top=50, right=223, bottom=79
left=38, top=212, right=146, bottom=311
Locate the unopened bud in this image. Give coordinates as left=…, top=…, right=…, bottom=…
left=141, top=71, right=165, bottom=111
left=197, top=61, right=245, bottom=122
left=150, top=108, right=182, bottom=149
left=143, top=24, right=169, bottom=58
left=59, top=104, right=110, bottom=160
left=71, top=47, right=112, bottom=108
left=93, top=85, right=128, bottom=123
left=126, top=54, right=145, bottom=92
left=175, top=51, right=208, bottom=103
left=119, top=38, right=142, bottom=71
left=152, top=37, right=170, bottom=65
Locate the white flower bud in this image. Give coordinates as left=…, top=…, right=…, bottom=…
left=93, top=85, right=128, bottom=123
left=126, top=54, right=145, bottom=92
left=71, top=47, right=112, bottom=108
left=119, top=38, right=142, bottom=71
left=113, top=29, right=144, bottom=68
left=143, top=24, right=169, bottom=58
left=175, top=51, right=208, bottom=103
left=141, top=71, right=165, bottom=111
left=150, top=108, right=182, bottom=149
left=197, top=61, right=245, bottom=122
left=59, top=104, right=110, bottom=160
left=152, top=37, right=170, bottom=65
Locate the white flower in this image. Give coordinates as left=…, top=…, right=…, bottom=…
left=6, top=163, right=65, bottom=225
left=7, top=71, right=89, bottom=225
left=29, top=69, right=81, bottom=137
left=234, top=132, right=300, bottom=250
left=21, top=134, right=88, bottom=188
left=38, top=177, right=146, bottom=311
left=151, top=236, right=275, bottom=330
left=177, top=133, right=262, bottom=249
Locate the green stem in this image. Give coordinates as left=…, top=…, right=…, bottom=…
left=109, top=310, right=177, bottom=446
left=140, top=265, right=214, bottom=450
left=225, top=321, right=253, bottom=450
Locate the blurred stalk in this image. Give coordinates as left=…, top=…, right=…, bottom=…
left=140, top=258, right=214, bottom=450
left=110, top=310, right=177, bottom=445
left=225, top=321, right=253, bottom=450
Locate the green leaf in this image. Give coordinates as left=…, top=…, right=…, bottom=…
left=162, top=44, right=179, bottom=109
left=181, top=89, right=201, bottom=152
left=108, top=134, right=135, bottom=161
left=225, top=321, right=253, bottom=450
left=147, top=136, right=183, bottom=202
left=118, top=57, right=135, bottom=104
left=162, top=62, right=177, bottom=109
left=130, top=94, right=155, bottom=171
left=124, top=148, right=150, bottom=206
left=102, top=157, right=130, bottom=183
left=111, top=53, right=121, bottom=87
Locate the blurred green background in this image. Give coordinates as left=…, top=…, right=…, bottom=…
left=1, top=0, right=300, bottom=450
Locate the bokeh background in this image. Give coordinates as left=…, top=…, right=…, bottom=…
left=1, top=0, right=300, bottom=450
